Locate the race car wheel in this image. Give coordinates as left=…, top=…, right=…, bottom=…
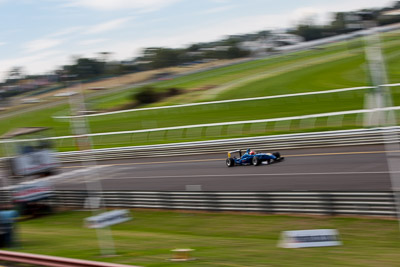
left=272, top=152, right=281, bottom=159
left=252, top=156, right=261, bottom=166
left=226, top=158, right=235, bottom=167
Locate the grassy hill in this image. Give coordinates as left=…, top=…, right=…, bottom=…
left=1, top=31, right=399, bottom=151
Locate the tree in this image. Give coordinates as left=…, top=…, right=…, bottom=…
left=331, top=12, right=348, bottom=32
left=7, top=66, right=25, bottom=82
left=64, top=58, right=105, bottom=79
left=292, top=24, right=325, bottom=41
left=226, top=46, right=250, bottom=59
left=151, top=48, right=181, bottom=69
left=98, top=52, right=112, bottom=62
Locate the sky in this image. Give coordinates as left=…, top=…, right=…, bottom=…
left=0, top=0, right=394, bottom=81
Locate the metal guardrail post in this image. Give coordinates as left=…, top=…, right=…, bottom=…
left=320, top=193, right=335, bottom=216
left=204, top=193, right=219, bottom=211
left=258, top=193, right=273, bottom=213
left=158, top=192, right=173, bottom=209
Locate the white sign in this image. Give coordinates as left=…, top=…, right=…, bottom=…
left=85, top=210, right=132, bottom=229
left=13, top=149, right=58, bottom=176
left=13, top=181, right=53, bottom=202
left=278, top=229, right=341, bottom=248
left=84, top=197, right=102, bottom=209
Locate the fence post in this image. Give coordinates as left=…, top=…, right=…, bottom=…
left=159, top=192, right=174, bottom=210
left=258, top=193, right=273, bottom=214
left=130, top=133, right=135, bottom=144
left=221, top=125, right=228, bottom=136
left=203, top=192, right=220, bottom=211
left=300, top=118, right=316, bottom=129
left=201, top=127, right=207, bottom=138
left=58, top=138, right=64, bottom=151
left=320, top=193, right=335, bottom=216
left=182, top=128, right=187, bottom=139
left=327, top=115, right=344, bottom=128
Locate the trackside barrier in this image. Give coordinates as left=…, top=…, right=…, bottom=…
left=1, top=126, right=400, bottom=163
left=0, top=250, right=140, bottom=267
left=0, top=190, right=396, bottom=217
left=1, top=126, right=399, bottom=163
left=55, top=126, right=400, bottom=162
left=4, top=105, right=400, bottom=159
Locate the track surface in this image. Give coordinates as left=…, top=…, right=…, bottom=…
left=26, top=144, right=390, bottom=191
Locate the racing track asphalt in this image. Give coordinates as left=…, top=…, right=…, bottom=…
left=46, top=144, right=394, bottom=192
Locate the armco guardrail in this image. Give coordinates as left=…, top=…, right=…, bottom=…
left=1, top=190, right=395, bottom=217
left=0, top=250, right=140, bottom=267
left=0, top=127, right=399, bottom=164
left=54, top=126, right=400, bottom=162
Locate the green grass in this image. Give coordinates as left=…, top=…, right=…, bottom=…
left=0, top=32, right=400, bottom=152
left=84, top=90, right=364, bottom=134
left=7, top=210, right=400, bottom=267
left=87, top=44, right=353, bottom=111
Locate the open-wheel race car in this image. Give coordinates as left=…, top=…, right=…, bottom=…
left=226, top=148, right=284, bottom=167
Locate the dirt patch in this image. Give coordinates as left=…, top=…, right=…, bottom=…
left=36, top=59, right=245, bottom=101
left=102, top=87, right=183, bottom=112
left=190, top=85, right=217, bottom=92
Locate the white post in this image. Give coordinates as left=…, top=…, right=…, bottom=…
left=68, top=83, right=116, bottom=255
left=362, top=19, right=392, bottom=127
left=359, top=14, right=400, bottom=231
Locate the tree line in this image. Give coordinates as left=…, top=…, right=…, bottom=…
left=1, top=1, right=400, bottom=96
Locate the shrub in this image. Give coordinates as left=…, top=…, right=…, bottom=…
left=134, top=86, right=158, bottom=104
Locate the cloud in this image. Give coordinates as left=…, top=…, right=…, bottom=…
left=66, top=0, right=181, bottom=12
left=84, top=17, right=132, bottom=34
left=50, top=26, right=84, bottom=37
left=289, top=0, right=393, bottom=25
left=23, top=38, right=64, bottom=53
left=209, top=0, right=231, bottom=3
left=0, top=42, right=6, bottom=46
left=78, top=38, right=107, bottom=45
left=202, top=5, right=235, bottom=14
left=0, top=50, right=66, bottom=80
left=290, top=7, right=327, bottom=25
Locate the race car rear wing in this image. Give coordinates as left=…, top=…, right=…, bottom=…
left=228, top=150, right=242, bottom=158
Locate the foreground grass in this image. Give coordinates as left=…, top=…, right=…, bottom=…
left=8, top=210, right=400, bottom=267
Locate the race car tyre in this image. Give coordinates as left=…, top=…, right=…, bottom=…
left=226, top=158, right=235, bottom=167
left=272, top=152, right=281, bottom=159
left=252, top=156, right=261, bottom=166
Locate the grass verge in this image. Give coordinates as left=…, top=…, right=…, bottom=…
left=6, top=210, right=400, bottom=267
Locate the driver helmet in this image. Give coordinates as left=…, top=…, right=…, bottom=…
left=249, top=151, right=255, bottom=155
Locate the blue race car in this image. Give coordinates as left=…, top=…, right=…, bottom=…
left=226, top=148, right=284, bottom=167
